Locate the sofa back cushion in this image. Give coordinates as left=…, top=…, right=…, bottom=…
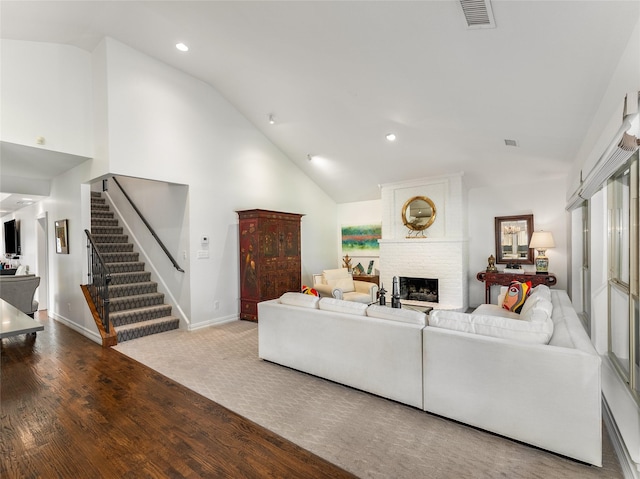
left=530, top=284, right=551, bottom=301
left=428, top=309, right=554, bottom=344
left=519, top=295, right=553, bottom=321
left=318, top=297, right=368, bottom=315
left=366, top=305, right=427, bottom=326
left=279, top=292, right=320, bottom=308
left=322, top=268, right=355, bottom=293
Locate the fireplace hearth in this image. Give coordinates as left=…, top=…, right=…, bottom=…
left=399, top=276, right=438, bottom=303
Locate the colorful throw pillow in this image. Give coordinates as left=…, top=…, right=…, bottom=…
left=301, top=285, right=319, bottom=297
left=502, top=280, right=532, bottom=313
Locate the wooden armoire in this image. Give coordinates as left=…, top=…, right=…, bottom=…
left=237, top=209, right=303, bottom=321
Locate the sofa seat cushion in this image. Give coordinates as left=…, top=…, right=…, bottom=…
left=428, top=309, right=554, bottom=344
left=366, top=304, right=427, bottom=326
left=279, top=292, right=320, bottom=308
left=318, top=297, right=368, bottom=315
left=474, top=303, right=520, bottom=319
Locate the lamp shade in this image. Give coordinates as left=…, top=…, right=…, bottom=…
left=529, top=231, right=555, bottom=249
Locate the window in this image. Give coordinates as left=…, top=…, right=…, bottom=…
left=607, top=153, right=639, bottom=399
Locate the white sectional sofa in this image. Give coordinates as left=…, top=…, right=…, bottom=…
left=257, top=287, right=602, bottom=466
left=425, top=287, right=602, bottom=466
left=258, top=293, right=426, bottom=408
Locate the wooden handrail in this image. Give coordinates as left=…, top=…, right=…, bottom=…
left=112, top=177, right=185, bottom=273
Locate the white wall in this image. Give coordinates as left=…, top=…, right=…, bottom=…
left=97, top=38, right=337, bottom=327
left=568, top=19, right=640, bottom=197
left=467, top=176, right=568, bottom=307
left=0, top=39, right=92, bottom=156
left=1, top=37, right=337, bottom=331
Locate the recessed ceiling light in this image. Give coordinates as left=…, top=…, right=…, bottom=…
left=307, top=154, right=315, bottom=161
left=176, top=43, right=189, bottom=52
left=385, top=133, right=397, bottom=142
left=269, top=114, right=276, bottom=125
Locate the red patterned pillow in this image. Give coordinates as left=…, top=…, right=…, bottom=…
left=502, top=280, right=532, bottom=313
left=301, top=285, right=319, bottom=297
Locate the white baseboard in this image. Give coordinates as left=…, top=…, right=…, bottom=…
left=603, top=396, right=640, bottom=479
left=50, top=312, right=102, bottom=345
left=188, top=313, right=239, bottom=331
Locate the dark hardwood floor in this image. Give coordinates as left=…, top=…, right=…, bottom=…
left=1, top=312, right=355, bottom=478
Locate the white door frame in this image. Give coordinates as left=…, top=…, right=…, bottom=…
left=36, top=212, right=49, bottom=310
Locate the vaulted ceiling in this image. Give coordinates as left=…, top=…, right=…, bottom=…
left=1, top=1, right=638, bottom=205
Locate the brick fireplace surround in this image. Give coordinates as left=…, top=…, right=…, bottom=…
left=379, top=174, right=468, bottom=312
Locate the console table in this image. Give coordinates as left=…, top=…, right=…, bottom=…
left=476, top=271, right=557, bottom=304
left=353, top=274, right=379, bottom=286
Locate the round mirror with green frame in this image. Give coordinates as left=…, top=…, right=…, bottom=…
left=401, top=196, right=436, bottom=237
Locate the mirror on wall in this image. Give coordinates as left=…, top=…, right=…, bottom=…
left=494, top=214, right=534, bottom=265
left=401, top=196, right=436, bottom=237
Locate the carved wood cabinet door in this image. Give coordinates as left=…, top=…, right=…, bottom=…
left=237, top=209, right=303, bottom=321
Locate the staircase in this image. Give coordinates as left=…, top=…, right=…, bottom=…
left=87, top=191, right=180, bottom=344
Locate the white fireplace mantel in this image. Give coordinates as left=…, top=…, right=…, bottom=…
left=379, top=173, right=468, bottom=311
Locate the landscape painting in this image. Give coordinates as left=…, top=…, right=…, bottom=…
left=341, top=224, right=381, bottom=255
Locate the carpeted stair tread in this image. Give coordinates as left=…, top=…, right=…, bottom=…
left=110, top=304, right=174, bottom=326
left=92, top=234, right=129, bottom=243
left=105, top=262, right=146, bottom=273
left=92, top=211, right=115, bottom=219
left=115, top=316, right=180, bottom=342
left=92, top=218, right=119, bottom=227
left=94, top=243, right=134, bottom=253
left=108, top=292, right=165, bottom=312
left=108, top=271, right=152, bottom=285
left=109, top=281, right=158, bottom=297
left=101, top=252, right=140, bottom=263
left=91, top=226, right=124, bottom=235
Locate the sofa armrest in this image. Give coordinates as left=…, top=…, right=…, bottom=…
left=353, top=280, right=378, bottom=301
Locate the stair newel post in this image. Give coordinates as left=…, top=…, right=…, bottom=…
left=86, top=233, right=92, bottom=286
left=103, top=274, right=111, bottom=333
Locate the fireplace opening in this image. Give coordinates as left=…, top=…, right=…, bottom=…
left=399, top=276, right=438, bottom=303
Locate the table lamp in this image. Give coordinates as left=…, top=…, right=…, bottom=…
left=529, top=231, right=555, bottom=274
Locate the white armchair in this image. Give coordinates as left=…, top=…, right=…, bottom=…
left=313, top=268, right=378, bottom=304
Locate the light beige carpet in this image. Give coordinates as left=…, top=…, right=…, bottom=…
left=114, top=320, right=623, bottom=479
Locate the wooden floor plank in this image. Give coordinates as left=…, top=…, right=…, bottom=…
left=1, top=312, right=355, bottom=478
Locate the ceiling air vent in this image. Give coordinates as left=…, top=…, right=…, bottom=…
left=460, top=0, right=496, bottom=29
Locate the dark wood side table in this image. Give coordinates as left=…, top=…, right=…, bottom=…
left=476, top=271, right=557, bottom=304
left=353, top=274, right=379, bottom=286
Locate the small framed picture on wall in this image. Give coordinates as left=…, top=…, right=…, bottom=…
left=55, top=219, right=69, bottom=254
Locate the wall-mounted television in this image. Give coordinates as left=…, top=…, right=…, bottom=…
left=4, top=219, right=21, bottom=256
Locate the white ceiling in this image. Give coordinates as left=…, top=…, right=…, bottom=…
left=1, top=1, right=638, bottom=204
